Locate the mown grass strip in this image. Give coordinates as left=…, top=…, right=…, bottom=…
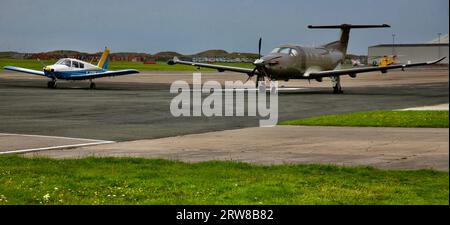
left=279, top=110, right=449, bottom=128
left=0, top=155, right=447, bottom=205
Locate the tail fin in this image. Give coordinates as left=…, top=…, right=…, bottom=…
left=308, top=24, right=390, bottom=56
left=97, top=47, right=110, bottom=70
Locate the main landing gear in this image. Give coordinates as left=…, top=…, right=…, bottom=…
left=89, top=79, right=96, bottom=89
left=331, top=76, right=343, bottom=94
left=47, top=80, right=57, bottom=89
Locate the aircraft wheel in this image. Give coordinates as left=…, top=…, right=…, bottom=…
left=89, top=82, right=96, bottom=89
left=333, top=87, right=343, bottom=94
left=47, top=81, right=57, bottom=89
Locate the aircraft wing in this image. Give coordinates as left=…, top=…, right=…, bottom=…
left=168, top=57, right=258, bottom=75
left=69, top=69, right=139, bottom=80
left=4, top=66, right=47, bottom=77
left=308, top=57, right=446, bottom=78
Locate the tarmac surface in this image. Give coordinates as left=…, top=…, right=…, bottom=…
left=0, top=70, right=448, bottom=141
left=25, top=126, right=449, bottom=171
left=1, top=69, right=449, bottom=170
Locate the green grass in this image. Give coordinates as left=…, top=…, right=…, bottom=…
left=0, top=155, right=447, bottom=205
left=0, top=58, right=254, bottom=72
left=279, top=110, right=449, bottom=128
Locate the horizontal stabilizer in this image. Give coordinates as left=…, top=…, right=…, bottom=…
left=308, top=24, right=391, bottom=55
left=308, top=24, right=390, bottom=29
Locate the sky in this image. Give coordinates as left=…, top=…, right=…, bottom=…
left=0, top=0, right=448, bottom=55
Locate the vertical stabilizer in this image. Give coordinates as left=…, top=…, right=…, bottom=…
left=97, top=47, right=110, bottom=70
left=308, top=24, right=390, bottom=56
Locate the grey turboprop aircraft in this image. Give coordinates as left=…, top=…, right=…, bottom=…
left=168, top=24, right=445, bottom=94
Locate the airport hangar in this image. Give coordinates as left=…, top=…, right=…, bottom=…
left=368, top=34, right=449, bottom=65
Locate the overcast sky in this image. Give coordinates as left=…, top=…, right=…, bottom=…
left=0, top=0, right=448, bottom=55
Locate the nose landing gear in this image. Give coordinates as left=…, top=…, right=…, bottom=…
left=331, top=76, right=343, bottom=94
left=47, top=80, right=57, bottom=89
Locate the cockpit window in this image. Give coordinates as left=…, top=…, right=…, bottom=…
left=279, top=48, right=291, bottom=55
left=270, top=48, right=280, bottom=53
left=56, top=59, right=71, bottom=67
left=271, top=47, right=298, bottom=56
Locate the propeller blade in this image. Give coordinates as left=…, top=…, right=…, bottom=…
left=251, top=67, right=257, bottom=76
left=37, top=58, right=46, bottom=68
left=258, top=38, right=262, bottom=59
left=246, top=67, right=257, bottom=82
left=255, top=74, right=260, bottom=88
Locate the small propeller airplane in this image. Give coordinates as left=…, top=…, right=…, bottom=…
left=168, top=24, right=446, bottom=94
left=3, top=47, right=139, bottom=89
left=370, top=54, right=405, bottom=66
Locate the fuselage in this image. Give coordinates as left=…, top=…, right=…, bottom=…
left=43, top=58, right=104, bottom=80
left=261, top=45, right=344, bottom=80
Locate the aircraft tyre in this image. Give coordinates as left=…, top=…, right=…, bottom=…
left=333, top=87, right=343, bottom=94
left=47, top=81, right=57, bottom=89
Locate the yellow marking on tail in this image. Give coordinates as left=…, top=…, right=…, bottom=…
left=97, top=47, right=109, bottom=68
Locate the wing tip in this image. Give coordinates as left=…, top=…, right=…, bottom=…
left=167, top=56, right=179, bottom=65
left=429, top=57, right=447, bottom=65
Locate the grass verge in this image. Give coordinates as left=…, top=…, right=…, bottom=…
left=0, top=59, right=254, bottom=72
left=279, top=110, right=449, bottom=128
left=0, top=155, right=447, bottom=205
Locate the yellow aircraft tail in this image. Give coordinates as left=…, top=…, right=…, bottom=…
left=97, top=47, right=110, bottom=70
left=379, top=55, right=396, bottom=67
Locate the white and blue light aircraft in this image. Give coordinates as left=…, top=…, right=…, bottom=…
left=4, top=47, right=139, bottom=89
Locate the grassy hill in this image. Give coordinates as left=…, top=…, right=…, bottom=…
left=0, top=49, right=260, bottom=61
left=194, top=49, right=229, bottom=57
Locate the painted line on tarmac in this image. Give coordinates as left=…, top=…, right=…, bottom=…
left=0, top=141, right=115, bottom=154
left=191, top=87, right=308, bottom=92
left=398, top=103, right=449, bottom=111
left=0, top=133, right=113, bottom=142
left=0, top=133, right=115, bottom=154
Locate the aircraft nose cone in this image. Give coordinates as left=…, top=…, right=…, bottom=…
left=255, top=55, right=283, bottom=67
left=253, top=59, right=265, bottom=66
left=44, top=66, right=55, bottom=72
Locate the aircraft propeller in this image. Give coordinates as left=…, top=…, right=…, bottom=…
left=39, top=58, right=57, bottom=79
left=247, top=38, right=266, bottom=87
left=247, top=38, right=281, bottom=88
left=37, top=58, right=47, bottom=68
left=39, top=58, right=52, bottom=73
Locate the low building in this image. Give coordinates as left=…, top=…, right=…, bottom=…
left=368, top=34, right=449, bottom=65
left=368, top=44, right=448, bottom=65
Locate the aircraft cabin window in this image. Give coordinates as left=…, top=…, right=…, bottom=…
left=63, top=60, right=71, bottom=67
left=279, top=48, right=291, bottom=55
left=271, top=48, right=281, bottom=53
left=290, top=49, right=299, bottom=56
left=72, top=61, right=79, bottom=68
left=79, top=63, right=84, bottom=68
